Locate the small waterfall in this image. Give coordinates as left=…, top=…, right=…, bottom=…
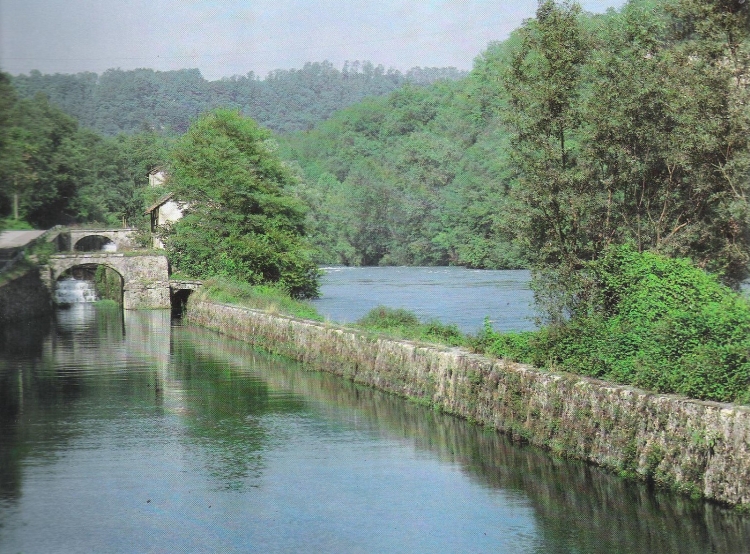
left=55, top=278, right=98, bottom=305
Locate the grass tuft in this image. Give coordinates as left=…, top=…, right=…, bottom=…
left=196, top=276, right=323, bottom=321
left=355, top=306, right=467, bottom=347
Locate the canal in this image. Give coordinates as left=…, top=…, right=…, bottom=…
left=1, top=268, right=749, bottom=552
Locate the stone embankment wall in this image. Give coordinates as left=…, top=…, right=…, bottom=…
left=186, top=299, right=750, bottom=508
left=0, top=270, right=52, bottom=322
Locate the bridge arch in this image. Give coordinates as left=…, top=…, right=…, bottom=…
left=56, top=262, right=125, bottom=281
left=56, top=263, right=125, bottom=304
left=50, top=257, right=128, bottom=282
left=47, top=253, right=171, bottom=310
left=67, top=229, right=138, bottom=252
left=73, top=235, right=117, bottom=252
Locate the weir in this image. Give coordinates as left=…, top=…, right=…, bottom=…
left=55, top=278, right=97, bottom=304
left=45, top=253, right=171, bottom=310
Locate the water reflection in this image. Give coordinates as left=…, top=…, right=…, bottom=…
left=1, top=307, right=749, bottom=553
left=186, top=329, right=750, bottom=554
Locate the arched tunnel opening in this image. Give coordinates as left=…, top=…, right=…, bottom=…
left=55, top=264, right=124, bottom=305
left=74, top=235, right=116, bottom=252
left=171, top=289, right=193, bottom=317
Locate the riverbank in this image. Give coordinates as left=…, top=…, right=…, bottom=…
left=185, top=298, right=750, bottom=509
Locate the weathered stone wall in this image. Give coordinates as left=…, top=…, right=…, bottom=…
left=0, top=270, right=52, bottom=322
left=120, top=254, right=171, bottom=310
left=186, top=299, right=750, bottom=508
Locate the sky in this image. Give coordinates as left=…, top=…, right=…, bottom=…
left=1, top=0, right=627, bottom=81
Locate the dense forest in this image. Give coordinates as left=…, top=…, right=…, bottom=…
left=279, top=77, right=524, bottom=268
left=0, top=71, right=170, bottom=229
left=10, top=62, right=466, bottom=136
left=281, top=0, right=750, bottom=275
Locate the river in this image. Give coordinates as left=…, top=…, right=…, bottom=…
left=313, top=266, right=536, bottom=333
left=1, top=271, right=749, bottom=552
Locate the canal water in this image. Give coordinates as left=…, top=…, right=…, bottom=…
left=1, top=281, right=749, bottom=552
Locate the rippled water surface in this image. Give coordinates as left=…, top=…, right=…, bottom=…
left=1, top=304, right=749, bottom=553
left=313, top=266, right=535, bottom=333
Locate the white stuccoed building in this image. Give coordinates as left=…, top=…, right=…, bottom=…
left=145, top=167, right=183, bottom=249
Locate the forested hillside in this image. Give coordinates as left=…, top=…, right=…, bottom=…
left=0, top=71, right=170, bottom=229
left=280, top=0, right=750, bottom=276
left=11, top=62, right=466, bottom=136
left=279, top=76, right=525, bottom=268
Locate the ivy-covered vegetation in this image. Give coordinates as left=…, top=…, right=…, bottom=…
left=474, top=246, right=750, bottom=404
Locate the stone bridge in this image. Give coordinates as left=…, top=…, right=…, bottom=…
left=67, top=228, right=139, bottom=252
left=45, top=252, right=171, bottom=309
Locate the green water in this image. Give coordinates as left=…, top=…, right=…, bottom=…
left=1, top=305, right=748, bottom=553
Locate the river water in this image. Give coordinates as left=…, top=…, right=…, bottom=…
left=313, top=266, right=536, bottom=333
left=1, top=274, right=749, bottom=552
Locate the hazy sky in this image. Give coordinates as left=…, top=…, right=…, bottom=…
left=1, top=0, right=627, bottom=81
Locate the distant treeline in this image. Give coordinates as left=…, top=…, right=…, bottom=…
left=10, top=62, right=467, bottom=136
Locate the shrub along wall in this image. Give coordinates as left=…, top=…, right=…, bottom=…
left=186, top=299, right=750, bottom=508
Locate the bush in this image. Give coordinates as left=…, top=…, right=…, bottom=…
left=356, top=306, right=466, bottom=347
left=546, top=245, right=750, bottom=403
left=356, top=306, right=420, bottom=329
left=198, top=277, right=323, bottom=321
left=473, top=245, right=750, bottom=403
left=470, top=317, right=544, bottom=366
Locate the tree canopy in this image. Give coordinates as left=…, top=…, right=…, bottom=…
left=500, top=0, right=750, bottom=321
left=0, top=72, right=169, bottom=229
left=11, top=62, right=466, bottom=136
left=162, top=109, right=320, bottom=298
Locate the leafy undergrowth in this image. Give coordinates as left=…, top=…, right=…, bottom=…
left=196, top=277, right=323, bottom=321
left=355, top=306, right=467, bottom=347
left=474, top=246, right=750, bottom=405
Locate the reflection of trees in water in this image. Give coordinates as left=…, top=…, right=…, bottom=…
left=3, top=311, right=748, bottom=551
left=1, top=307, right=137, bottom=503
left=186, top=328, right=750, bottom=554
left=168, top=333, right=307, bottom=491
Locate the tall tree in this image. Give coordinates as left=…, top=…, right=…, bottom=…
left=585, top=0, right=750, bottom=283
left=163, top=109, right=319, bottom=298
left=504, top=0, right=592, bottom=267
left=502, top=0, right=593, bottom=320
